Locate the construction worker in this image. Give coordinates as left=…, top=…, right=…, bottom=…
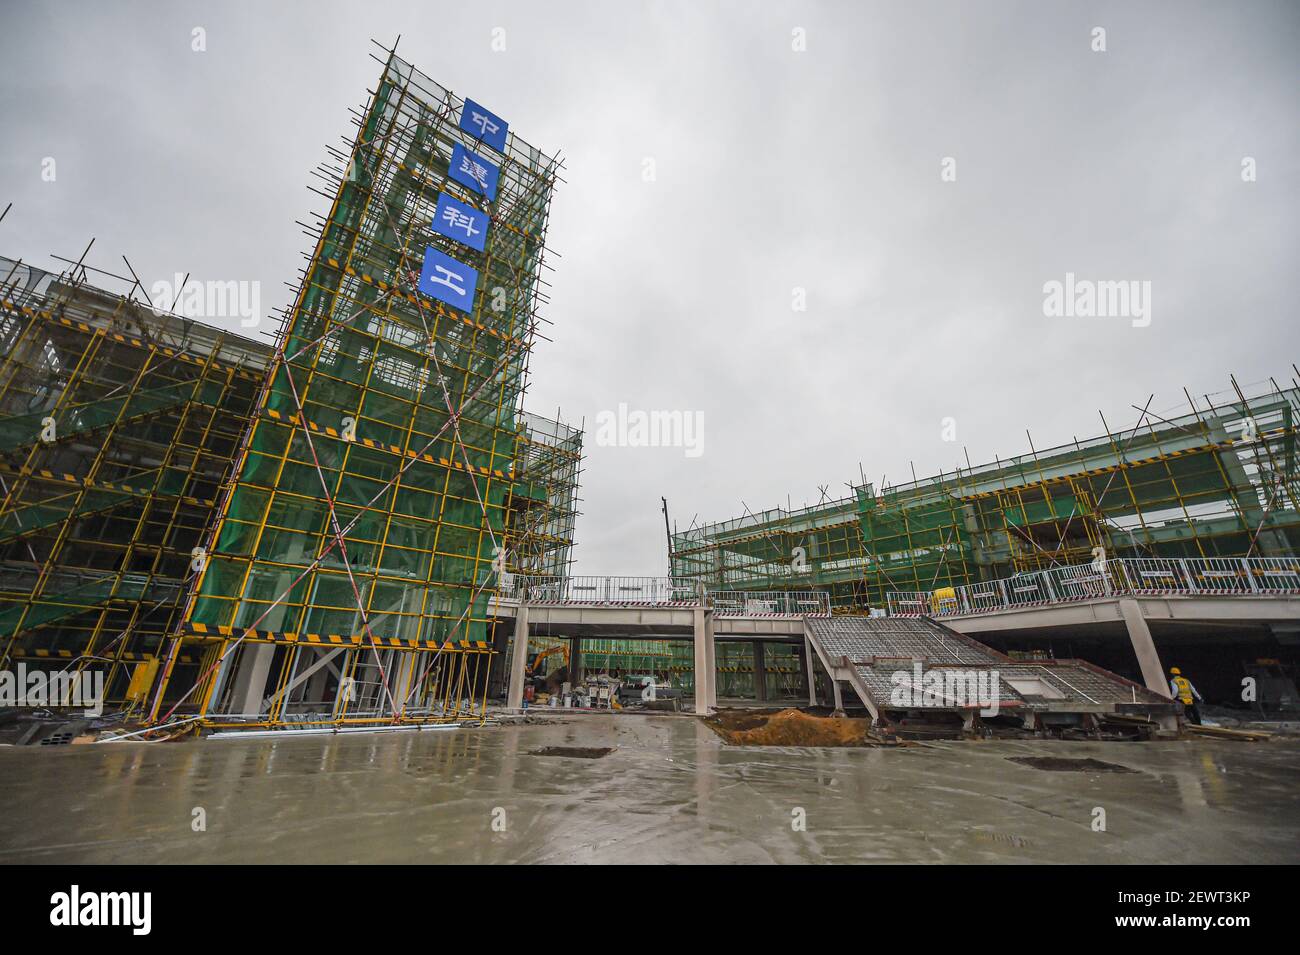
left=1168, top=667, right=1203, bottom=725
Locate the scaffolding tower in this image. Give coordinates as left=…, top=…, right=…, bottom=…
left=508, top=410, right=582, bottom=580
left=0, top=256, right=264, bottom=710
left=0, top=48, right=580, bottom=730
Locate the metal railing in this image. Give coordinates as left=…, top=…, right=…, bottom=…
left=509, top=575, right=705, bottom=605
left=710, top=591, right=831, bottom=617
left=506, top=576, right=833, bottom=617
left=887, top=556, right=1300, bottom=617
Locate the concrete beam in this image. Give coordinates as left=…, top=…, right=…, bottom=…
left=842, top=668, right=881, bottom=723
left=831, top=678, right=845, bottom=717
left=487, top=597, right=810, bottom=637
left=804, top=636, right=817, bottom=706
left=712, top=617, right=808, bottom=637
left=941, top=594, right=1300, bottom=636
left=1120, top=598, right=1172, bottom=698
left=512, top=604, right=699, bottom=634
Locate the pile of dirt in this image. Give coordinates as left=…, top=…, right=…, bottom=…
left=705, top=708, right=882, bottom=747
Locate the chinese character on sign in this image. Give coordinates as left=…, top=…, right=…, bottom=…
left=443, top=206, right=478, bottom=239
left=460, top=155, right=490, bottom=191
left=428, top=266, right=464, bottom=295
left=431, top=192, right=488, bottom=252
left=471, top=112, right=498, bottom=138
left=449, top=144, right=500, bottom=202
left=417, top=246, right=479, bottom=313
left=458, top=98, right=509, bottom=153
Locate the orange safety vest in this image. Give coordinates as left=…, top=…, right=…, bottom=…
left=1172, top=676, right=1194, bottom=704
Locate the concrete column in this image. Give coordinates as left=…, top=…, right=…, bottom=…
left=752, top=640, right=767, bottom=702
left=306, top=662, right=330, bottom=704
left=1119, top=598, right=1171, bottom=697
left=693, top=607, right=716, bottom=715
left=831, top=678, right=846, bottom=716
left=229, top=643, right=276, bottom=716
left=704, top=612, right=717, bottom=707
left=804, top=636, right=818, bottom=706
left=506, top=605, right=530, bottom=710
left=388, top=651, right=417, bottom=714
left=570, top=637, right=583, bottom=683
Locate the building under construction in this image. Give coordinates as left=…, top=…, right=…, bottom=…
left=1, top=44, right=1295, bottom=730
left=671, top=379, right=1299, bottom=611
left=0, top=49, right=581, bottom=730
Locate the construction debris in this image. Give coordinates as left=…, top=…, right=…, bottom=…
left=804, top=615, right=1180, bottom=735
left=1184, top=724, right=1273, bottom=742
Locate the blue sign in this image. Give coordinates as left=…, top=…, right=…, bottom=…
left=458, top=98, right=509, bottom=153
left=449, top=143, right=500, bottom=202
left=417, top=246, right=478, bottom=314
left=431, top=192, right=489, bottom=252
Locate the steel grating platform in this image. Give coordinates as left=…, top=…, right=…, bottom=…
left=807, top=616, right=1000, bottom=666
left=805, top=615, right=1175, bottom=721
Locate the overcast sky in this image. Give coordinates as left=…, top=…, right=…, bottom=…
left=2, top=0, right=1297, bottom=575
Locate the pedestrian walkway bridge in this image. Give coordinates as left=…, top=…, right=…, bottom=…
left=493, top=564, right=1298, bottom=717
left=493, top=576, right=830, bottom=713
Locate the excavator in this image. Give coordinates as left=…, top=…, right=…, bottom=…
left=526, top=643, right=569, bottom=677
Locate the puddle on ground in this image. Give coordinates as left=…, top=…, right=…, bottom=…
left=1007, top=756, right=1136, bottom=773
left=527, top=746, right=614, bottom=759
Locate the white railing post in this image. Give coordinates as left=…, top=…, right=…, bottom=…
left=1041, top=570, right=1057, bottom=602
left=1114, top=559, right=1132, bottom=595
left=1243, top=558, right=1260, bottom=594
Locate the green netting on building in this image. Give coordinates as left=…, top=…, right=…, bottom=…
left=0, top=261, right=265, bottom=690
left=185, top=53, right=560, bottom=647
left=671, top=382, right=1300, bottom=612
left=529, top=636, right=806, bottom=702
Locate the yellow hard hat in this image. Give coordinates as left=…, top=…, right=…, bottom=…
left=1170, top=667, right=1181, bottom=675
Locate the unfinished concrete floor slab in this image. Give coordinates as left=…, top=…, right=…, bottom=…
left=0, top=714, right=1295, bottom=864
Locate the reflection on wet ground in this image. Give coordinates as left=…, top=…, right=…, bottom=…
left=1, top=714, right=1296, bottom=863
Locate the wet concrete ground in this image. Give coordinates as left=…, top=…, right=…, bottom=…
left=1, top=713, right=1297, bottom=864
